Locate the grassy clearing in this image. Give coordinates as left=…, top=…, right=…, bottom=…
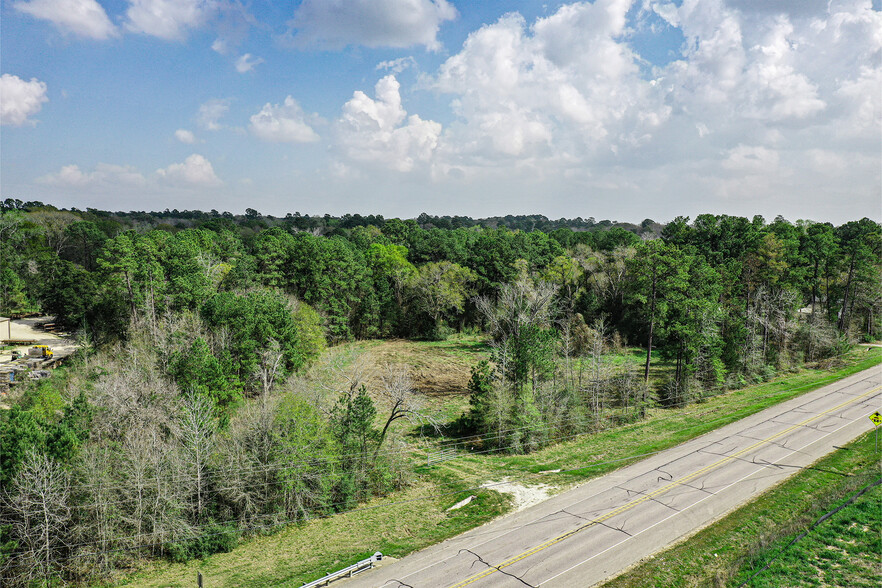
left=346, top=334, right=491, bottom=397
left=603, top=430, right=882, bottom=588
left=118, top=347, right=880, bottom=587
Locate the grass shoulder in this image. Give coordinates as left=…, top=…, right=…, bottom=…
left=602, top=430, right=881, bottom=588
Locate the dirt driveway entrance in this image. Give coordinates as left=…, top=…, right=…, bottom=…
left=0, top=316, right=78, bottom=363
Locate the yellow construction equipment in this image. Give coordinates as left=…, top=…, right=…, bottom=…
left=28, top=345, right=53, bottom=359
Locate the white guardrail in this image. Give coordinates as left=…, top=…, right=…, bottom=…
left=301, top=552, right=383, bottom=587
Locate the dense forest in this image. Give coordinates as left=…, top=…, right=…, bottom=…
left=0, top=198, right=880, bottom=585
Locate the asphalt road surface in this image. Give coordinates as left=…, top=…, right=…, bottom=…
left=344, top=365, right=881, bottom=588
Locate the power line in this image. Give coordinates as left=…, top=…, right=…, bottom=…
left=63, top=367, right=875, bottom=498
left=45, top=368, right=878, bottom=519
left=11, top=383, right=878, bottom=557
left=736, top=477, right=882, bottom=587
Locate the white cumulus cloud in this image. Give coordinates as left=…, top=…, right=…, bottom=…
left=0, top=74, right=49, bottom=126
left=429, top=0, right=667, bottom=165
left=36, top=157, right=221, bottom=194
left=156, top=154, right=221, bottom=187
left=235, top=53, right=264, bottom=73
left=742, top=17, right=826, bottom=120
left=665, top=0, right=826, bottom=124
left=249, top=96, right=320, bottom=143
left=377, top=56, right=418, bottom=74
left=721, top=144, right=781, bottom=173
left=288, top=0, right=456, bottom=51
left=211, top=38, right=229, bottom=54
left=651, top=1, right=680, bottom=26
left=197, top=98, right=229, bottom=131
left=336, top=75, right=441, bottom=172
left=14, top=0, right=118, bottom=40
left=125, top=0, right=215, bottom=41
left=387, top=0, right=880, bottom=201
left=38, top=163, right=147, bottom=188
left=174, top=129, right=196, bottom=144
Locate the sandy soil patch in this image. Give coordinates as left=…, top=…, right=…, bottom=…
left=481, top=479, right=554, bottom=511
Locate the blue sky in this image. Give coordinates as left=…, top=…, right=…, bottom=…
left=1, top=0, right=880, bottom=223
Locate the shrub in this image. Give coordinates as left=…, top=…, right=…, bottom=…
left=166, top=524, right=238, bottom=562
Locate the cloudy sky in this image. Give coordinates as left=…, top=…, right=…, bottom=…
left=1, top=0, right=880, bottom=223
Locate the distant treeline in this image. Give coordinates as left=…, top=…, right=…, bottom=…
left=1, top=198, right=878, bottom=352
left=0, top=197, right=661, bottom=234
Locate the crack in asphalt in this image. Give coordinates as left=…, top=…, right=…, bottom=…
left=675, top=479, right=715, bottom=495
left=559, top=508, right=632, bottom=536
left=698, top=448, right=776, bottom=465
left=459, top=549, right=536, bottom=587
left=616, top=485, right=680, bottom=512
left=693, top=448, right=854, bottom=480
left=770, top=418, right=823, bottom=432
left=733, top=433, right=809, bottom=455
left=695, top=448, right=806, bottom=473
left=752, top=458, right=853, bottom=477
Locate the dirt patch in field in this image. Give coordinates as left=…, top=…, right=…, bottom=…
left=361, top=338, right=490, bottom=398
left=481, top=479, right=554, bottom=511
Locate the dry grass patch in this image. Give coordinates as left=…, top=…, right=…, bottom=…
left=310, top=335, right=490, bottom=401
left=364, top=336, right=490, bottom=397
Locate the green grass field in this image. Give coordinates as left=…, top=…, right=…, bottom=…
left=116, top=346, right=881, bottom=587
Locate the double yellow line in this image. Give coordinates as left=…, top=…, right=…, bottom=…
left=448, top=384, right=881, bottom=588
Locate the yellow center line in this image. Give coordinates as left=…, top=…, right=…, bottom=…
left=447, top=385, right=881, bottom=588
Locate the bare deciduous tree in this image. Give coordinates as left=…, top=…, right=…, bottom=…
left=179, top=394, right=218, bottom=522
left=575, top=245, right=635, bottom=310
left=27, top=210, right=80, bottom=255
left=476, top=277, right=558, bottom=387
left=291, top=346, right=374, bottom=411
left=72, top=445, right=119, bottom=576
left=217, top=397, right=281, bottom=523
left=90, top=343, right=181, bottom=443
left=1, top=451, right=72, bottom=587
left=373, top=365, right=438, bottom=460
left=584, top=319, right=611, bottom=425
left=255, top=338, right=284, bottom=402
left=477, top=278, right=558, bottom=343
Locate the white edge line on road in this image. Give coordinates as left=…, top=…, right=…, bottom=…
left=534, top=400, right=879, bottom=587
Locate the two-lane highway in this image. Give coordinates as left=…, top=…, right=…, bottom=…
left=343, top=366, right=881, bottom=587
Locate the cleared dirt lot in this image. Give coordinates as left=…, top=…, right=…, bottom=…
left=0, top=316, right=78, bottom=363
